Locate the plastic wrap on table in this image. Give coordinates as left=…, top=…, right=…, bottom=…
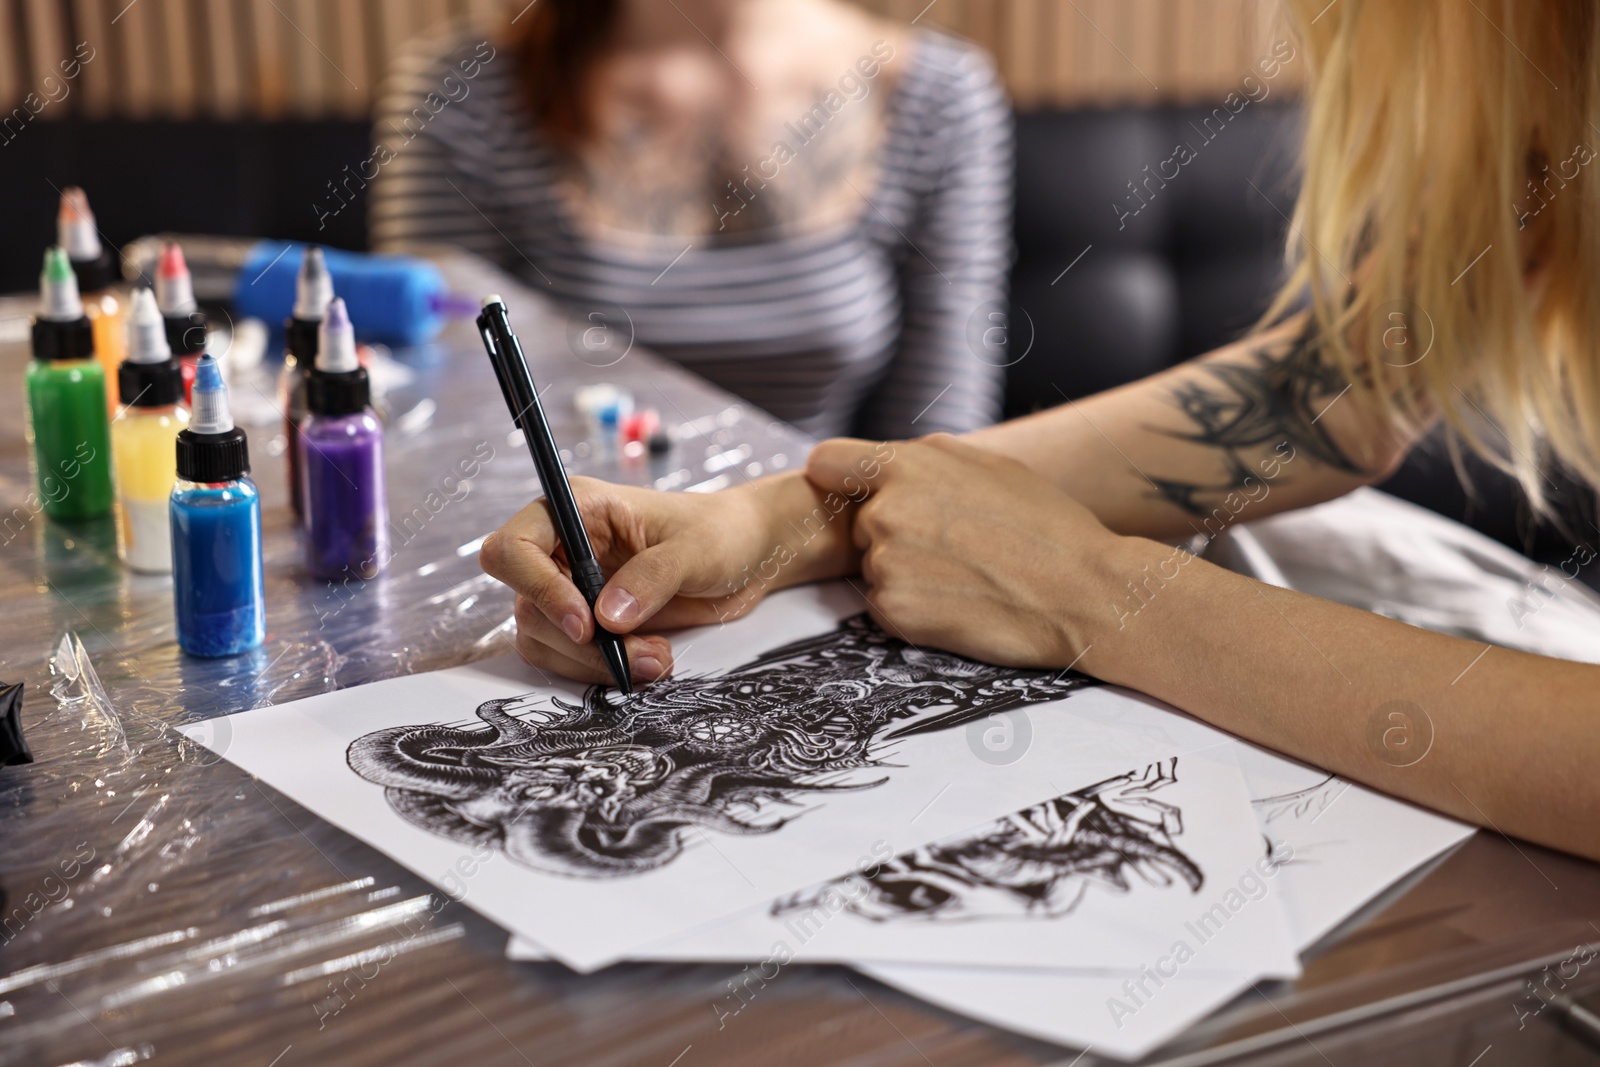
left=8, top=250, right=1600, bottom=1067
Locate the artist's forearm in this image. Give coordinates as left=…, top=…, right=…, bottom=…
left=966, top=315, right=1413, bottom=540
left=1078, top=538, right=1600, bottom=860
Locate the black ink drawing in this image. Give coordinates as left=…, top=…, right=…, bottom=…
left=1251, top=773, right=1345, bottom=825
left=769, top=759, right=1202, bottom=924
left=347, top=614, right=1096, bottom=878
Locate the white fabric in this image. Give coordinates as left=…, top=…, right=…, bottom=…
left=1208, top=487, right=1600, bottom=664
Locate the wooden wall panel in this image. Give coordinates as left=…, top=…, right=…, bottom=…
left=1001, top=0, right=1044, bottom=108
left=332, top=0, right=371, bottom=117
left=247, top=0, right=286, bottom=118
left=158, top=0, right=200, bottom=118
left=0, top=0, right=21, bottom=118
left=0, top=0, right=1305, bottom=119
left=281, top=0, right=318, bottom=116
left=198, top=0, right=245, bottom=118
left=70, top=1, right=111, bottom=117
left=116, top=0, right=159, bottom=116
left=22, top=0, right=69, bottom=98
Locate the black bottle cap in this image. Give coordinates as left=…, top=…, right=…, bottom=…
left=69, top=250, right=116, bottom=294
left=305, top=366, right=370, bottom=418
left=31, top=316, right=96, bottom=362
left=164, top=312, right=208, bottom=356
left=119, top=358, right=184, bottom=407
left=285, top=315, right=319, bottom=366
left=176, top=428, right=250, bottom=483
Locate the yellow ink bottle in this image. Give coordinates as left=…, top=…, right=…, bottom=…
left=113, top=288, right=189, bottom=573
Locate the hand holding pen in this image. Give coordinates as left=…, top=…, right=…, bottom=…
left=476, top=295, right=633, bottom=693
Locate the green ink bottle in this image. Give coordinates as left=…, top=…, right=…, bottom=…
left=26, top=247, right=115, bottom=522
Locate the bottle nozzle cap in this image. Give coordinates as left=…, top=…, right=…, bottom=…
left=156, top=241, right=197, bottom=315
left=125, top=288, right=171, bottom=364
left=316, top=297, right=358, bottom=373
left=57, top=187, right=101, bottom=262
left=294, top=246, right=333, bottom=321
left=39, top=247, right=84, bottom=322
left=189, top=354, right=234, bottom=434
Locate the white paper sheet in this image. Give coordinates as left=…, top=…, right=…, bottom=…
left=1235, top=743, right=1475, bottom=947
left=853, top=747, right=1475, bottom=1061
left=184, top=583, right=1214, bottom=972
left=517, top=689, right=1300, bottom=978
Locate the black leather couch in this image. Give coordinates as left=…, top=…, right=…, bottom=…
left=1009, top=105, right=1303, bottom=415
left=5, top=112, right=1592, bottom=568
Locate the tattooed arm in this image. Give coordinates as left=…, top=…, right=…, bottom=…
left=967, top=313, right=1419, bottom=540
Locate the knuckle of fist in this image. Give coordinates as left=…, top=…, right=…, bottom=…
left=857, top=499, right=883, bottom=535
left=869, top=501, right=905, bottom=537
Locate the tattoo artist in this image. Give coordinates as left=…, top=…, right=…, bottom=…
left=480, top=0, right=1600, bottom=863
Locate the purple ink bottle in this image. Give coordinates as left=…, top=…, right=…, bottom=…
left=299, top=297, right=388, bottom=581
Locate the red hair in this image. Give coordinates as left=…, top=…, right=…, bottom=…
left=513, top=0, right=620, bottom=146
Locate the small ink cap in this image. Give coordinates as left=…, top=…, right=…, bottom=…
left=156, top=241, right=197, bottom=316
left=176, top=356, right=249, bottom=481
left=126, top=289, right=172, bottom=363
left=307, top=297, right=369, bottom=415
left=316, top=297, right=358, bottom=373
left=39, top=247, right=84, bottom=322
left=294, top=246, right=333, bottom=321
left=57, top=187, right=101, bottom=261
left=189, top=355, right=235, bottom=434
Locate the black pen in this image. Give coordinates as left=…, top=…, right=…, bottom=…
left=476, top=295, right=633, bottom=694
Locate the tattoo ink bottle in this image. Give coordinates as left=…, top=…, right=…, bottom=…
left=171, top=355, right=265, bottom=657
left=280, top=246, right=332, bottom=522
left=300, top=297, right=388, bottom=580
left=26, top=247, right=115, bottom=522
left=58, top=187, right=125, bottom=413
left=155, top=241, right=208, bottom=404
left=113, top=288, right=189, bottom=573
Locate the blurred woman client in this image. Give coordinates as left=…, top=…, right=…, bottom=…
left=371, top=0, right=1012, bottom=439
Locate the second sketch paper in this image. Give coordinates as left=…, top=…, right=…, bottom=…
left=857, top=746, right=1475, bottom=1060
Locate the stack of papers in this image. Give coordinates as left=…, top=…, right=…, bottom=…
left=186, top=581, right=1475, bottom=1060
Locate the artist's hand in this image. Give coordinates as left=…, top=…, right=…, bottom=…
left=480, top=473, right=857, bottom=684
left=805, top=435, right=1125, bottom=669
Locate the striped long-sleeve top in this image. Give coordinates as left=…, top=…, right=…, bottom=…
left=369, top=28, right=1013, bottom=440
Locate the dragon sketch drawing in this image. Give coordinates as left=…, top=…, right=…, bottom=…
left=347, top=613, right=1097, bottom=879
left=770, top=759, right=1203, bottom=924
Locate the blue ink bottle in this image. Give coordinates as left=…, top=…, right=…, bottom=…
left=300, top=297, right=389, bottom=580
left=170, top=355, right=265, bottom=657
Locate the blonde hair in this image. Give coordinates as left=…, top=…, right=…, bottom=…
left=1271, top=0, right=1600, bottom=511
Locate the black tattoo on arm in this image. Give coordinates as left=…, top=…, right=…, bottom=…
left=1147, top=325, right=1366, bottom=517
